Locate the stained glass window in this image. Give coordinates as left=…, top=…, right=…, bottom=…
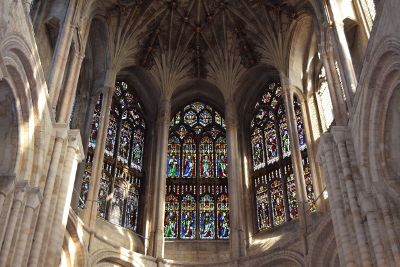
left=251, top=82, right=316, bottom=232
left=79, top=81, right=146, bottom=233
left=165, top=101, right=229, bottom=239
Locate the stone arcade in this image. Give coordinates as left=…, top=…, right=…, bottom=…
left=0, top=0, right=399, bottom=266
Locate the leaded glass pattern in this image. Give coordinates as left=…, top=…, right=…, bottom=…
left=79, top=81, right=146, bottom=233
left=165, top=101, right=229, bottom=240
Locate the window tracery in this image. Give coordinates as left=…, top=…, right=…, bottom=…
left=79, top=81, right=145, bottom=233
left=165, top=101, right=230, bottom=240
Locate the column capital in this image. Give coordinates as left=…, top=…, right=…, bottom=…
left=331, top=126, right=349, bottom=144
left=25, top=187, right=43, bottom=209
left=68, top=129, right=85, bottom=161
left=0, top=177, right=15, bottom=196
left=359, top=191, right=377, bottom=215
left=53, top=123, right=69, bottom=139
left=14, top=180, right=29, bottom=202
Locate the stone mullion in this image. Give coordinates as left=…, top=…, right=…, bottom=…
left=106, top=114, right=123, bottom=222
left=28, top=124, right=68, bottom=267
left=82, top=86, right=114, bottom=228
left=275, top=110, right=291, bottom=222
left=320, top=134, right=356, bottom=267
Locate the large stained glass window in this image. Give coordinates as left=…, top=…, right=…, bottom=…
left=251, top=82, right=315, bottom=232
left=165, top=101, right=229, bottom=240
left=79, top=81, right=145, bottom=233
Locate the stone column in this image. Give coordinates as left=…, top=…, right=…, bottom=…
left=28, top=124, right=68, bottom=267
left=333, top=21, right=358, bottom=100
left=58, top=51, right=85, bottom=123
left=46, top=130, right=84, bottom=266
left=280, top=82, right=309, bottom=221
left=0, top=181, right=28, bottom=266
left=319, top=38, right=348, bottom=125
left=332, top=127, right=372, bottom=267
left=82, top=86, right=114, bottom=228
left=326, top=0, right=358, bottom=102
left=320, top=134, right=356, bottom=267
left=11, top=187, right=42, bottom=267
left=0, top=178, right=15, bottom=248
left=359, top=192, right=388, bottom=267
left=151, top=97, right=171, bottom=259
left=48, top=0, right=77, bottom=109
left=225, top=98, right=246, bottom=259
left=0, top=178, right=14, bottom=219
left=375, top=192, right=400, bottom=264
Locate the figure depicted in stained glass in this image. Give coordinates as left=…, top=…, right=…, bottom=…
left=165, top=211, right=177, bottom=238
left=281, top=128, right=290, bottom=157
left=181, top=213, right=194, bottom=238
left=216, top=155, right=228, bottom=177
left=218, top=212, right=229, bottom=238
left=202, top=155, right=211, bottom=177
left=183, top=156, right=194, bottom=177
left=167, top=156, right=179, bottom=178
left=164, top=194, right=179, bottom=238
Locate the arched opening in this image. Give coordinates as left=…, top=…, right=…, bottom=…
left=0, top=80, right=19, bottom=178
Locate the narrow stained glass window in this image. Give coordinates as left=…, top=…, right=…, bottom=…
left=79, top=81, right=146, bottom=234
left=251, top=82, right=316, bottom=232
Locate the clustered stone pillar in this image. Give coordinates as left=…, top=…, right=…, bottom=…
left=46, top=130, right=84, bottom=266
left=332, top=127, right=372, bottom=267
left=0, top=181, right=28, bottom=266
left=83, top=86, right=115, bottom=230
left=11, top=188, right=41, bottom=267
left=319, top=133, right=356, bottom=267
left=151, top=96, right=171, bottom=259
left=28, top=124, right=68, bottom=266
left=225, top=98, right=246, bottom=259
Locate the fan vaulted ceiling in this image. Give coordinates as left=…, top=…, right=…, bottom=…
left=95, top=0, right=310, bottom=95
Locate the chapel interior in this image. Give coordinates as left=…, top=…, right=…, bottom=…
left=0, top=0, right=399, bottom=266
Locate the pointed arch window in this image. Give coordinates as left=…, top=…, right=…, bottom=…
left=251, top=82, right=316, bottom=232
left=165, top=101, right=230, bottom=240
left=79, top=81, right=145, bottom=233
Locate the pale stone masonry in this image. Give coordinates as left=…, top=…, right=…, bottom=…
left=0, top=0, right=399, bottom=266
